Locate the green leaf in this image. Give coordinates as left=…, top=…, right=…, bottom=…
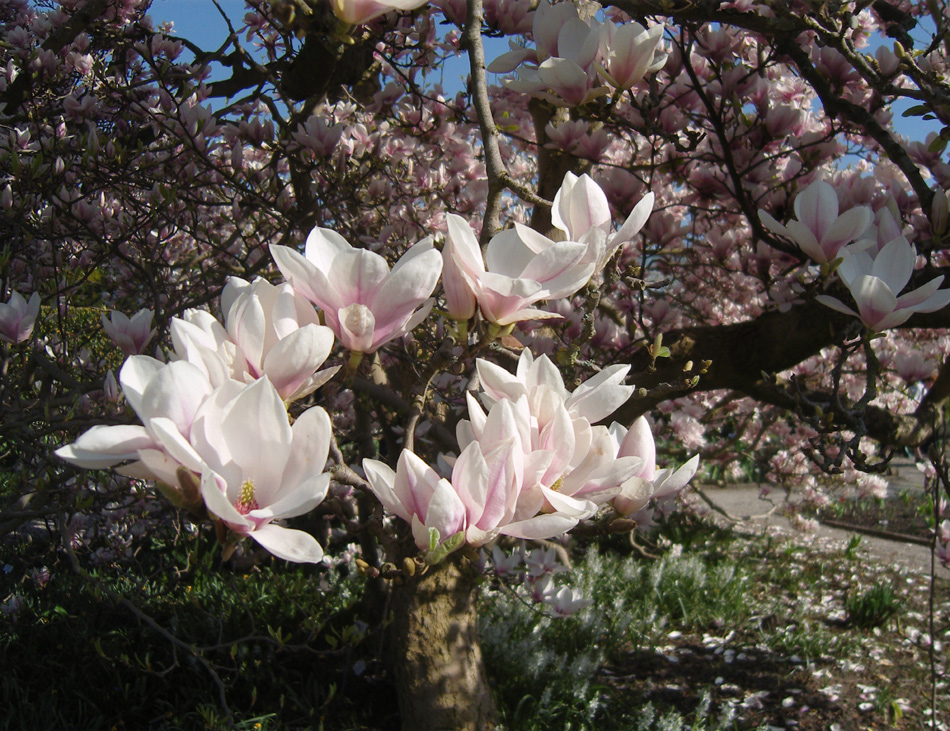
left=902, top=104, right=931, bottom=117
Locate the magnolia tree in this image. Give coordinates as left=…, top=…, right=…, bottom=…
left=4, top=0, right=950, bottom=727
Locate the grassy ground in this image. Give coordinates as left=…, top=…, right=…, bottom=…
left=1, top=497, right=947, bottom=730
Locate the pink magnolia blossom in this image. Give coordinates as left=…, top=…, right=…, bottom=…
left=452, top=397, right=596, bottom=546
left=331, top=0, right=429, bottom=25
left=196, top=377, right=331, bottom=563
left=552, top=172, right=654, bottom=268
left=101, top=308, right=156, bottom=357
left=442, top=213, right=594, bottom=327
left=0, top=289, right=40, bottom=343
left=271, top=229, right=442, bottom=354
left=55, top=355, right=214, bottom=475
left=759, top=179, right=873, bottom=263
left=363, top=450, right=466, bottom=551
left=610, top=416, right=700, bottom=517
left=597, top=20, right=667, bottom=90
left=815, top=237, right=950, bottom=331
left=219, top=277, right=338, bottom=401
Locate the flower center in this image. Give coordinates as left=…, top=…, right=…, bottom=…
left=235, top=480, right=260, bottom=515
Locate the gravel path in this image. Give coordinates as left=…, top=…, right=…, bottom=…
left=695, top=465, right=950, bottom=579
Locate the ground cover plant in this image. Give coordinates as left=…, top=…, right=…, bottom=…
left=3, top=505, right=947, bottom=729
left=4, top=0, right=950, bottom=727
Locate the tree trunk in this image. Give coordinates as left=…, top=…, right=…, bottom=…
left=386, top=559, right=498, bottom=731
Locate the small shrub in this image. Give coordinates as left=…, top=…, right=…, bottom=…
left=845, top=580, right=900, bottom=628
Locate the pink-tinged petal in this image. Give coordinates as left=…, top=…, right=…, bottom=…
left=270, top=244, right=331, bottom=308
left=566, top=364, right=634, bottom=422
left=895, top=276, right=943, bottom=309
left=612, top=192, right=655, bottom=248
left=424, top=478, right=467, bottom=538
left=330, top=0, right=428, bottom=25
left=837, top=250, right=873, bottom=287
left=653, top=454, right=700, bottom=498
left=453, top=442, right=490, bottom=524
left=552, top=172, right=611, bottom=239
left=130, top=449, right=184, bottom=486
left=304, top=226, right=351, bottom=274
left=372, top=245, right=442, bottom=317
left=794, top=180, right=838, bottom=241
left=55, top=425, right=156, bottom=469
left=476, top=439, right=523, bottom=529
left=220, top=276, right=251, bottom=322
left=251, top=473, right=330, bottom=521
left=248, top=523, right=324, bottom=563
left=822, top=206, right=873, bottom=254
left=363, top=458, right=414, bottom=524
left=331, top=248, right=390, bottom=307
left=540, top=487, right=597, bottom=518
left=613, top=476, right=653, bottom=516
left=227, top=289, right=267, bottom=374
left=261, top=324, right=334, bottom=400
left=814, top=294, right=859, bottom=318
left=618, top=416, right=656, bottom=480
left=898, top=280, right=950, bottom=312
left=220, top=378, right=293, bottom=497
left=871, top=238, right=915, bottom=294
left=281, top=405, right=332, bottom=493
left=487, top=45, right=535, bottom=74
left=442, top=243, right=478, bottom=320
left=139, top=360, right=213, bottom=437
left=851, top=275, right=897, bottom=329
left=500, top=513, right=580, bottom=540
left=537, top=401, right=575, bottom=484
left=338, top=303, right=376, bottom=353
left=200, top=469, right=248, bottom=527
left=476, top=359, right=526, bottom=404
left=445, top=214, right=487, bottom=282
left=537, top=57, right=593, bottom=106
left=394, top=449, right=437, bottom=518
left=485, top=226, right=543, bottom=275
left=785, top=220, right=825, bottom=262
left=287, top=365, right=341, bottom=403
left=873, top=310, right=916, bottom=330
left=119, top=355, right=166, bottom=418
left=148, top=416, right=206, bottom=474
left=520, top=240, right=594, bottom=298
left=557, top=18, right=596, bottom=64
left=758, top=210, right=792, bottom=240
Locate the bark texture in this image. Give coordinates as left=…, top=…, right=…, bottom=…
left=387, top=560, right=498, bottom=731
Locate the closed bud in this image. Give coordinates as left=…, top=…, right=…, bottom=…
left=402, top=557, right=416, bottom=576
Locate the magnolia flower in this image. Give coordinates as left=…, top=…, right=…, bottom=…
left=452, top=398, right=596, bottom=546
left=219, top=277, right=338, bottom=401
left=815, top=237, right=950, bottom=331
left=0, top=289, right=40, bottom=343
left=552, top=172, right=654, bottom=269
left=442, top=214, right=594, bottom=327
left=101, top=308, right=156, bottom=357
left=466, top=351, right=642, bottom=507
left=611, top=416, right=699, bottom=517
left=363, top=449, right=466, bottom=551
left=759, top=179, right=872, bottom=263
left=597, top=20, right=667, bottom=90
left=170, top=278, right=338, bottom=402
left=271, top=228, right=442, bottom=354
left=330, top=0, right=428, bottom=25
left=56, top=355, right=214, bottom=476
left=195, top=378, right=331, bottom=563
left=475, top=349, right=635, bottom=424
